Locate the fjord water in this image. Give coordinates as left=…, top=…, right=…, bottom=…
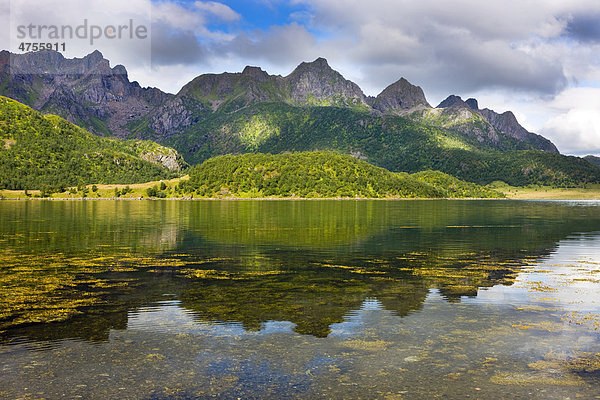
left=1, top=200, right=600, bottom=399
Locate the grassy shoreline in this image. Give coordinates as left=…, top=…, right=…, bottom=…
left=498, top=185, right=600, bottom=200
left=3, top=178, right=600, bottom=201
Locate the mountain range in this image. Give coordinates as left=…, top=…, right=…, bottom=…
left=1, top=50, right=599, bottom=186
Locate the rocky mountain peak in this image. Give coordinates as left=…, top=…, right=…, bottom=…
left=373, top=77, right=431, bottom=114
left=84, top=50, right=104, bottom=63
left=479, top=108, right=559, bottom=153
left=436, top=95, right=468, bottom=109
left=465, top=98, right=479, bottom=110
left=112, top=65, right=128, bottom=77
left=294, top=57, right=331, bottom=72
left=285, top=57, right=366, bottom=106
left=241, top=66, right=271, bottom=82
left=0, top=50, right=171, bottom=138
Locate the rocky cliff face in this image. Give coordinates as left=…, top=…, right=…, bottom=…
left=284, top=57, right=367, bottom=108
left=0, top=50, right=171, bottom=138
left=436, top=95, right=468, bottom=109
left=479, top=108, right=558, bottom=153
left=409, top=95, right=501, bottom=145
left=178, top=57, right=367, bottom=111
left=428, top=95, right=559, bottom=153
left=137, top=146, right=188, bottom=171
left=372, top=78, right=430, bottom=114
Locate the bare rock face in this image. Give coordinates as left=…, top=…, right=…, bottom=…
left=241, top=66, right=271, bottom=82
left=465, top=98, right=479, bottom=110
left=480, top=108, right=559, bottom=153
left=437, top=95, right=469, bottom=109
left=284, top=58, right=367, bottom=107
left=139, top=147, right=186, bottom=171
left=434, top=95, right=559, bottom=153
left=148, top=97, right=196, bottom=138
left=0, top=50, right=171, bottom=137
left=372, top=78, right=431, bottom=114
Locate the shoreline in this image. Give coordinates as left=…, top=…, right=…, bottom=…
left=1, top=196, right=598, bottom=201
left=0, top=196, right=501, bottom=201
left=3, top=183, right=600, bottom=201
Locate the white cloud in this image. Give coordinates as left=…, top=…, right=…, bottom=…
left=194, top=1, right=241, bottom=22
left=7, top=0, right=152, bottom=68
left=540, top=88, right=600, bottom=155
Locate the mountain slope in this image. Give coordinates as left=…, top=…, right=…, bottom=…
left=0, top=50, right=170, bottom=138
left=0, top=96, right=185, bottom=190
left=159, top=102, right=600, bottom=186
left=2, top=50, right=557, bottom=153
left=418, top=95, right=559, bottom=153
left=183, top=151, right=503, bottom=198
left=3, top=51, right=598, bottom=187
left=584, top=155, right=600, bottom=168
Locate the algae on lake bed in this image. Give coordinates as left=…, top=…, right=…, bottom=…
left=1, top=200, right=600, bottom=399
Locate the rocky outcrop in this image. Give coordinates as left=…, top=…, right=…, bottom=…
left=372, top=78, right=430, bottom=114
left=139, top=147, right=187, bottom=171
left=0, top=50, right=171, bottom=138
left=284, top=57, right=367, bottom=107
left=432, top=95, right=559, bottom=153
left=148, top=97, right=198, bottom=137
left=241, top=66, right=271, bottom=82
left=465, top=98, right=479, bottom=110
left=479, top=108, right=559, bottom=153
left=436, top=95, right=470, bottom=109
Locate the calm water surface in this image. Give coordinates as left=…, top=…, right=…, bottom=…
left=1, top=200, right=600, bottom=399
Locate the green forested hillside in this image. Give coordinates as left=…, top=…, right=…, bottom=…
left=155, top=103, right=600, bottom=187
left=0, top=96, right=182, bottom=190
left=584, top=155, right=600, bottom=168
left=183, top=151, right=503, bottom=198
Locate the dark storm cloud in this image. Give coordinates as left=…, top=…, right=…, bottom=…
left=566, top=15, right=600, bottom=43
left=217, top=23, right=317, bottom=66
left=150, top=22, right=206, bottom=66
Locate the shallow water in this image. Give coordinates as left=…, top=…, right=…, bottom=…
left=1, top=200, right=599, bottom=399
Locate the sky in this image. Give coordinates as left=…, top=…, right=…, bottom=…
left=2, top=0, right=600, bottom=155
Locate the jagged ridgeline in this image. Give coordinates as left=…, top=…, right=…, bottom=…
left=183, top=151, right=503, bottom=198
left=3, top=50, right=600, bottom=187
left=0, top=96, right=187, bottom=190
left=162, top=103, right=600, bottom=187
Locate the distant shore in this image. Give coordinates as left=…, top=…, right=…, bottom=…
left=2, top=177, right=600, bottom=201
left=500, top=186, right=600, bottom=200
left=2, top=192, right=599, bottom=201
